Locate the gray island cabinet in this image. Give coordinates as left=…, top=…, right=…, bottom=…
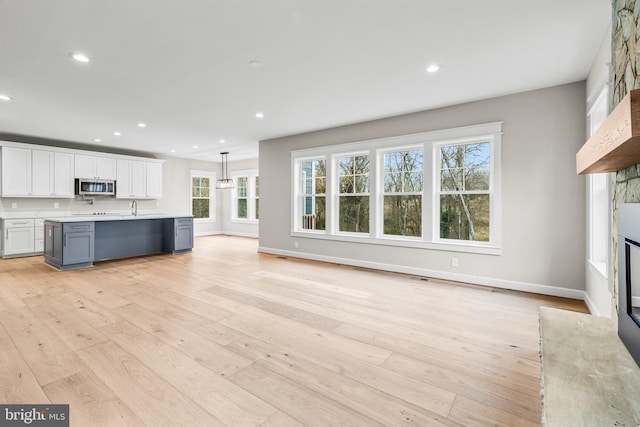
left=44, top=215, right=193, bottom=270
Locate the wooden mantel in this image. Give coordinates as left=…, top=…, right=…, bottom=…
left=577, top=89, right=640, bottom=174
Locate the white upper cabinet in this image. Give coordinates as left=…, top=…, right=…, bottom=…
left=54, top=152, right=75, bottom=196
left=2, top=147, right=74, bottom=198
left=0, top=142, right=162, bottom=199
left=146, top=162, right=163, bottom=199
left=75, top=155, right=116, bottom=179
left=116, top=159, right=162, bottom=199
left=31, top=150, right=54, bottom=196
left=1, top=147, right=32, bottom=196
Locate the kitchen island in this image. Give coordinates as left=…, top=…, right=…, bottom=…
left=43, top=214, right=193, bottom=270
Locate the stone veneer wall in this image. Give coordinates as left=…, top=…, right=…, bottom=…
left=611, top=0, right=640, bottom=317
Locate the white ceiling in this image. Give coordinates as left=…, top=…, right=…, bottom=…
left=0, top=0, right=611, bottom=162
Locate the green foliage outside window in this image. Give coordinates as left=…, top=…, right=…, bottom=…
left=192, top=177, right=210, bottom=219
left=237, top=177, right=248, bottom=219
left=338, top=155, right=369, bottom=233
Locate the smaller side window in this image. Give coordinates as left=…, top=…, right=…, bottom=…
left=300, top=159, right=326, bottom=230
left=231, top=170, right=259, bottom=221
left=237, top=176, right=248, bottom=219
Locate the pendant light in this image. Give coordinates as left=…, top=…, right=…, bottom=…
left=216, top=151, right=234, bottom=189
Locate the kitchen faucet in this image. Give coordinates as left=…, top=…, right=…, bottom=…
left=131, top=200, right=138, bottom=216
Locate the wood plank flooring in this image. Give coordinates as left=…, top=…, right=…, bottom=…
left=0, top=235, right=588, bottom=426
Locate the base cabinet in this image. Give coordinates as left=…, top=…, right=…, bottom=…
left=44, top=221, right=95, bottom=270
left=1, top=218, right=40, bottom=258
left=44, top=217, right=192, bottom=270
left=163, top=217, right=194, bottom=254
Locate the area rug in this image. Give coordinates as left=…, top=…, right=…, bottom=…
left=539, top=306, right=640, bottom=426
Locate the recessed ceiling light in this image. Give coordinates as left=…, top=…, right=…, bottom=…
left=249, top=60, right=263, bottom=68
left=93, top=138, right=102, bottom=142
left=255, top=112, right=264, bottom=119
left=113, top=131, right=121, bottom=136
left=193, top=145, right=198, bottom=149
left=426, top=64, right=440, bottom=73
left=70, top=53, right=90, bottom=63
left=219, top=139, right=226, bottom=143
left=0, top=94, right=12, bottom=101
left=137, top=122, right=146, bottom=128
left=170, top=149, right=176, bottom=153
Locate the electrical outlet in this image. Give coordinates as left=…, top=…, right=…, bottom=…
left=294, top=241, right=299, bottom=249
left=451, top=258, right=459, bottom=267
left=11, top=202, right=17, bottom=209
left=54, top=202, right=59, bottom=209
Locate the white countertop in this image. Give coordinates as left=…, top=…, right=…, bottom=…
left=43, top=213, right=192, bottom=222
left=0, top=211, right=191, bottom=221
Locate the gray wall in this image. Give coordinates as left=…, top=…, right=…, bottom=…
left=259, top=82, right=587, bottom=294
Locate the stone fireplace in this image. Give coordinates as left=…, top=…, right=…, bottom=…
left=610, top=0, right=640, bottom=320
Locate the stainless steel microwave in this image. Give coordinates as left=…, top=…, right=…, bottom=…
left=74, top=178, right=115, bottom=196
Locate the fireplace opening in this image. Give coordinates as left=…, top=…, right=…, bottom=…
left=624, top=239, right=640, bottom=326
left=618, top=204, right=640, bottom=368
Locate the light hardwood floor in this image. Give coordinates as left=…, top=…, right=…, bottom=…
left=0, top=235, right=588, bottom=426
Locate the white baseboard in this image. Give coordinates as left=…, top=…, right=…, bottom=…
left=194, top=231, right=224, bottom=237
left=633, top=296, right=640, bottom=308
left=196, top=231, right=258, bottom=238
left=258, top=246, right=586, bottom=301
left=223, top=231, right=259, bottom=239
left=583, top=291, right=600, bottom=316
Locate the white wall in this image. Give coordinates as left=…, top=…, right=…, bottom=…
left=585, top=25, right=613, bottom=316
left=259, top=82, right=587, bottom=297
left=220, top=158, right=260, bottom=238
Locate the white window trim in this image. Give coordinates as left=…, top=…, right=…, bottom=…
left=231, top=169, right=259, bottom=223
left=291, top=122, right=503, bottom=255
left=586, top=86, right=610, bottom=279
left=190, top=169, right=216, bottom=223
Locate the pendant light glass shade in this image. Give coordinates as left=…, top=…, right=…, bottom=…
left=216, top=151, right=234, bottom=189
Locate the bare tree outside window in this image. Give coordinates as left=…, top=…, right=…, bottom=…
left=301, top=159, right=326, bottom=230
left=440, top=142, right=490, bottom=241
left=339, top=155, right=369, bottom=233
left=383, top=149, right=423, bottom=237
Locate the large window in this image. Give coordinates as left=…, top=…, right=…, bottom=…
left=231, top=169, right=259, bottom=222
left=300, top=159, right=326, bottom=230
left=291, top=122, right=502, bottom=254
left=190, top=169, right=216, bottom=222
left=382, top=149, right=423, bottom=237
left=438, top=142, right=491, bottom=242
left=338, top=154, right=370, bottom=233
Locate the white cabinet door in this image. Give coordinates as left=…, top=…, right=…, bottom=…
left=116, top=159, right=131, bottom=198
left=96, top=157, right=116, bottom=180
left=1, top=147, right=32, bottom=196
left=54, top=152, right=75, bottom=197
left=3, top=219, right=35, bottom=256
left=31, top=150, right=54, bottom=196
left=131, top=161, right=146, bottom=197
left=145, top=162, right=163, bottom=199
left=74, top=154, right=96, bottom=178
left=75, top=155, right=116, bottom=179
left=116, top=159, right=147, bottom=198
